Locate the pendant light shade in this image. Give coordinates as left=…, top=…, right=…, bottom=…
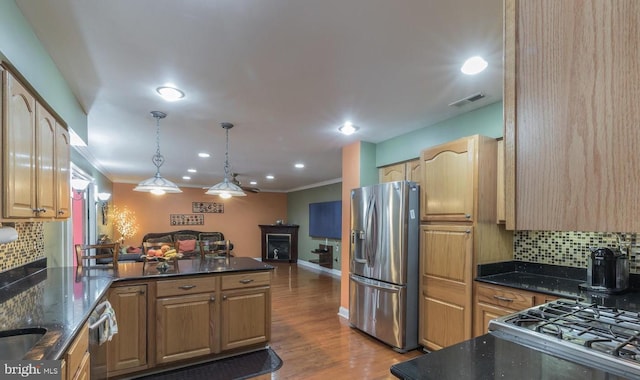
left=205, top=122, right=246, bottom=198
left=134, top=111, right=182, bottom=195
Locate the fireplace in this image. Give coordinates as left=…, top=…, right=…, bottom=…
left=266, top=234, right=291, bottom=260
left=259, top=224, right=299, bottom=263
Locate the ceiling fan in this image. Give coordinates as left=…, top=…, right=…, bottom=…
left=231, top=173, right=260, bottom=193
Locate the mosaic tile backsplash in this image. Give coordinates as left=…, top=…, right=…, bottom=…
left=0, top=222, right=45, bottom=273
left=514, top=231, right=640, bottom=274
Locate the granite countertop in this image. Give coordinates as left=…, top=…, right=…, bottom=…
left=475, top=260, right=640, bottom=310
left=0, top=257, right=273, bottom=361
left=391, top=334, right=632, bottom=380
left=391, top=261, right=640, bottom=379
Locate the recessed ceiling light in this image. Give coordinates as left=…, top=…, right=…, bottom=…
left=338, top=121, right=359, bottom=135
left=187, top=168, right=197, bottom=173
left=156, top=86, right=185, bottom=101
left=266, top=175, right=275, bottom=180
left=460, top=56, right=488, bottom=75
left=294, top=163, right=305, bottom=169
left=198, top=152, right=210, bottom=158
left=249, top=181, right=258, bottom=185
left=182, top=176, right=191, bottom=180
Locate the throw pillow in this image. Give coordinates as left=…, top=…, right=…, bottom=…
left=178, top=239, right=197, bottom=253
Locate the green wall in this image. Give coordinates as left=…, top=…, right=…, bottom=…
left=376, top=101, right=503, bottom=166
left=0, top=2, right=110, bottom=265
left=359, top=142, right=378, bottom=187
left=287, top=182, right=342, bottom=269
left=0, top=1, right=88, bottom=140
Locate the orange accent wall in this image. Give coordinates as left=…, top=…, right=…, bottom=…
left=341, top=141, right=361, bottom=310
left=112, top=183, right=287, bottom=258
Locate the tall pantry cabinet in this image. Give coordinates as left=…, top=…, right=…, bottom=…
left=418, top=135, right=511, bottom=351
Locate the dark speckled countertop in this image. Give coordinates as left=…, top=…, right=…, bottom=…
left=391, top=261, right=640, bottom=380
left=0, top=257, right=273, bottom=361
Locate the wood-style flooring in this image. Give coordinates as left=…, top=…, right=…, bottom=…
left=254, top=262, right=424, bottom=380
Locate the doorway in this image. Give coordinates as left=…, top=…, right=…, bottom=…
left=70, top=164, right=98, bottom=266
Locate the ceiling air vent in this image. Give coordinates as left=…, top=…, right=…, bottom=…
left=448, top=92, right=486, bottom=107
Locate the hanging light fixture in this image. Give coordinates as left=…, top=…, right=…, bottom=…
left=205, top=122, right=246, bottom=198
left=134, top=111, right=182, bottom=195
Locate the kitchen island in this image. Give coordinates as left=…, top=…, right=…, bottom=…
left=0, top=256, right=273, bottom=370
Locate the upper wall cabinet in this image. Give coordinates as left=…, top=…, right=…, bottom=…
left=2, top=65, right=71, bottom=220
left=504, top=0, right=640, bottom=232
left=3, top=68, right=36, bottom=218
left=379, top=159, right=421, bottom=187
left=420, top=137, right=477, bottom=222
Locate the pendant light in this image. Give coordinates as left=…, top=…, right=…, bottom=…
left=134, top=111, right=182, bottom=195
left=205, top=122, right=246, bottom=198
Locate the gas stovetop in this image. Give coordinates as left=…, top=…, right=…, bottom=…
left=489, top=299, right=640, bottom=379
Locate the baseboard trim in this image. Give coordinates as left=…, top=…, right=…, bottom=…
left=296, top=259, right=341, bottom=279
left=338, top=306, right=349, bottom=320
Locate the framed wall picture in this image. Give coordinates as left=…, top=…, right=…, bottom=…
left=170, top=214, right=205, bottom=225
left=192, top=202, right=224, bottom=213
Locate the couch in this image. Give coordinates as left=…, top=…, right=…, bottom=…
left=141, top=230, right=233, bottom=258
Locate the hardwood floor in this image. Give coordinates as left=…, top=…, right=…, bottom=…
left=254, top=262, right=424, bottom=380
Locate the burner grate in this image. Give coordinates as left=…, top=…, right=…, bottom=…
left=490, top=299, right=640, bottom=377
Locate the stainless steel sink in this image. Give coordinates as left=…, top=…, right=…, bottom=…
left=0, top=328, right=46, bottom=360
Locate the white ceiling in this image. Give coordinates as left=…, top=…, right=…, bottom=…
left=16, top=0, right=503, bottom=192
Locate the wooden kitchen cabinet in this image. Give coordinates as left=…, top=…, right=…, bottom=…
left=420, top=137, right=477, bottom=222
left=54, top=124, right=70, bottom=218
left=35, top=103, right=57, bottom=217
left=419, top=134, right=513, bottom=351
left=2, top=65, right=70, bottom=219
left=419, top=224, right=473, bottom=350
left=107, top=284, right=148, bottom=376
left=473, top=282, right=559, bottom=336
left=106, top=269, right=272, bottom=377
left=64, top=322, right=89, bottom=380
left=155, top=276, right=219, bottom=364
left=496, top=138, right=505, bottom=224
left=379, top=159, right=421, bottom=186
left=3, top=68, right=36, bottom=218
left=504, top=0, right=640, bottom=232
left=220, top=272, right=271, bottom=351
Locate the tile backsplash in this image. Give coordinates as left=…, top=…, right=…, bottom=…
left=514, top=231, right=640, bottom=274
left=0, top=223, right=45, bottom=273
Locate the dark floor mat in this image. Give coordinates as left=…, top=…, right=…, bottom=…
left=134, top=348, right=283, bottom=380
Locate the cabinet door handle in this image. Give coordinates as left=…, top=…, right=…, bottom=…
left=239, top=279, right=254, bottom=284
left=465, top=230, right=471, bottom=234
left=179, top=285, right=196, bottom=290
left=493, top=295, right=514, bottom=302
left=465, top=214, right=471, bottom=219
left=57, top=210, right=65, bottom=215
left=223, top=295, right=228, bottom=301
left=210, top=296, right=216, bottom=302
left=139, top=290, right=145, bottom=295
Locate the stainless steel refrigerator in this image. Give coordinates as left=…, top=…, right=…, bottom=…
left=349, top=180, right=420, bottom=352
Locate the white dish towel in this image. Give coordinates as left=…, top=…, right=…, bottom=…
left=92, top=300, right=118, bottom=345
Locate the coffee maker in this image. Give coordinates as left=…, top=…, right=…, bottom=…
left=580, top=247, right=630, bottom=294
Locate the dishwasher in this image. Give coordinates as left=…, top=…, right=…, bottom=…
left=88, top=300, right=112, bottom=380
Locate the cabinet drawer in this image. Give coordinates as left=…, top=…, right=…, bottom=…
left=157, top=276, right=216, bottom=297
left=66, top=323, right=89, bottom=379
left=222, top=272, right=271, bottom=290
left=476, top=285, right=534, bottom=311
